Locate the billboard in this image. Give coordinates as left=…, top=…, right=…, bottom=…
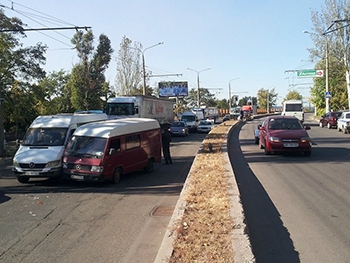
left=158, top=81, right=188, bottom=97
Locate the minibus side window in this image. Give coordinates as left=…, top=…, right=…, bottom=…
left=108, top=138, right=121, bottom=155
left=125, top=134, right=141, bottom=149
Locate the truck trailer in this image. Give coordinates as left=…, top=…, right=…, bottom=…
left=105, top=95, right=174, bottom=124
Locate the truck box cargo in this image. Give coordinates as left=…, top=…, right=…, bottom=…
left=105, top=95, right=174, bottom=124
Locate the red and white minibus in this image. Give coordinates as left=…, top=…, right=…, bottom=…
left=62, top=118, right=161, bottom=183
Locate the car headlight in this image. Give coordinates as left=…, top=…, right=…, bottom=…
left=269, top=136, right=280, bottom=142
left=301, top=137, right=310, bottom=143
left=45, top=160, right=61, bottom=168
left=13, top=159, right=19, bottom=167
left=91, top=166, right=103, bottom=173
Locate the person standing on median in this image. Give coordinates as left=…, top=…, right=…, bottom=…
left=161, top=126, right=172, bottom=164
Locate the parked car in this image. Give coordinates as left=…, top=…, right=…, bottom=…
left=254, top=124, right=261, bottom=144
left=259, top=115, right=312, bottom=156
left=319, top=111, right=342, bottom=129
left=223, top=114, right=231, bottom=122
left=337, top=111, right=350, bottom=134
left=169, top=121, right=189, bottom=136
left=197, top=120, right=213, bottom=133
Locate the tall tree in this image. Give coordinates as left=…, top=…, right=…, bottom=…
left=70, top=30, right=113, bottom=110
left=115, top=36, right=142, bottom=95
left=0, top=8, right=46, bottom=154
left=257, top=88, right=278, bottom=110
left=183, top=88, right=216, bottom=108
left=310, top=0, right=350, bottom=109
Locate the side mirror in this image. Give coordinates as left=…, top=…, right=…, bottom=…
left=259, top=126, right=265, bottom=130
left=109, top=148, right=115, bottom=155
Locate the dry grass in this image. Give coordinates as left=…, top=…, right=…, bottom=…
left=169, top=121, right=236, bottom=263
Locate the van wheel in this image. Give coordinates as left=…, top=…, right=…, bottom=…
left=17, top=176, right=30, bottom=184
left=112, top=168, right=122, bottom=184
left=144, top=159, right=154, bottom=173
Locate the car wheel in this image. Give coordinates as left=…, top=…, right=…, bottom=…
left=319, top=122, right=323, bottom=128
left=111, top=167, right=122, bottom=184
left=17, top=176, right=30, bottom=184
left=259, top=141, right=264, bottom=149
left=254, top=137, right=259, bottom=144
left=144, top=158, right=154, bottom=173
left=344, top=128, right=348, bottom=134
left=264, top=141, right=271, bottom=155
left=304, top=151, right=311, bottom=157
left=327, top=122, right=332, bottom=129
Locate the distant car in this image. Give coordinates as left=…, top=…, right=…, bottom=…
left=169, top=121, right=189, bottom=136
left=337, top=111, right=350, bottom=134
left=254, top=124, right=261, bottom=144
left=319, top=111, right=342, bottom=129
left=197, top=120, right=213, bottom=133
left=223, top=114, right=231, bottom=122
left=259, top=115, right=312, bottom=156
left=205, top=117, right=215, bottom=124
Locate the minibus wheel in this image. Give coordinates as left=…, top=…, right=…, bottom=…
left=144, top=159, right=154, bottom=173
left=112, top=168, right=122, bottom=184
left=17, top=176, right=30, bottom=184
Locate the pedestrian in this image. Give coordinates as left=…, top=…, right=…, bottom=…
left=162, top=127, right=172, bottom=164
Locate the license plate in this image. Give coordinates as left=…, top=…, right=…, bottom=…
left=24, top=171, right=39, bottom=176
left=284, top=143, right=298, bottom=148
left=71, top=175, right=84, bottom=180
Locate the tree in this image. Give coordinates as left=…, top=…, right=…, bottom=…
left=36, top=70, right=72, bottom=114
left=70, top=30, right=113, bottom=110
left=115, top=36, right=142, bottom=95
left=257, top=88, right=278, bottom=110
left=310, top=0, right=350, bottom=109
left=284, top=90, right=303, bottom=101
left=183, top=88, right=216, bottom=108
left=0, top=8, right=47, bottom=154
left=238, top=96, right=257, bottom=107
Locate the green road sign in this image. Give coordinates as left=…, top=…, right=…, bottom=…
left=297, top=69, right=324, bottom=78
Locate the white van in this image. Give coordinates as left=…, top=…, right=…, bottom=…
left=62, top=118, right=162, bottom=183
left=281, top=100, right=304, bottom=123
left=13, top=112, right=108, bottom=183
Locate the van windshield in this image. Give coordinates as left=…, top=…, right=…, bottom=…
left=65, top=136, right=107, bottom=158
left=106, top=103, right=134, bottom=116
left=22, top=128, right=67, bottom=146
left=181, top=116, right=195, bottom=122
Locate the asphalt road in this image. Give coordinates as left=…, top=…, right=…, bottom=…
left=229, top=113, right=350, bottom=263
left=0, top=132, right=207, bottom=263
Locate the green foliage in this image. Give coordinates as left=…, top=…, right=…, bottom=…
left=284, top=90, right=302, bottom=102
left=70, top=30, right=113, bottom=110
left=257, top=88, right=278, bottom=109
left=183, top=88, right=216, bottom=108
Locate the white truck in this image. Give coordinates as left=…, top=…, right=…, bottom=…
left=105, top=95, right=174, bottom=125
left=12, top=112, right=108, bottom=183
left=204, top=107, right=219, bottom=122
left=181, top=111, right=200, bottom=132
left=281, top=100, right=304, bottom=123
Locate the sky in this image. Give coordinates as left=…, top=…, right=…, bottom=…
left=0, top=0, right=326, bottom=106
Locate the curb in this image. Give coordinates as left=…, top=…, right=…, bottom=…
left=154, top=121, right=255, bottom=262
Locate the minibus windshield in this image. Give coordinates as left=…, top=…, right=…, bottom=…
left=22, top=128, right=67, bottom=146
left=65, top=136, right=107, bottom=158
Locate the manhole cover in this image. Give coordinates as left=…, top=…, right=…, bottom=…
left=151, top=206, right=174, bottom=217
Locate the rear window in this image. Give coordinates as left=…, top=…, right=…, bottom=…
left=285, top=104, right=302, bottom=112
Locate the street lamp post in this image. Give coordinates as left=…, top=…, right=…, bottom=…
left=187, top=67, right=211, bottom=108
left=229, top=78, right=239, bottom=108
left=303, top=30, right=330, bottom=112
left=141, top=42, right=164, bottom=95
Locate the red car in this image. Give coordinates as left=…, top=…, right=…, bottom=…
left=259, top=116, right=312, bottom=156
left=319, top=111, right=342, bottom=129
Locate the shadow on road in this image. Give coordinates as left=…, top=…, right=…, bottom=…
left=228, top=122, right=300, bottom=263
